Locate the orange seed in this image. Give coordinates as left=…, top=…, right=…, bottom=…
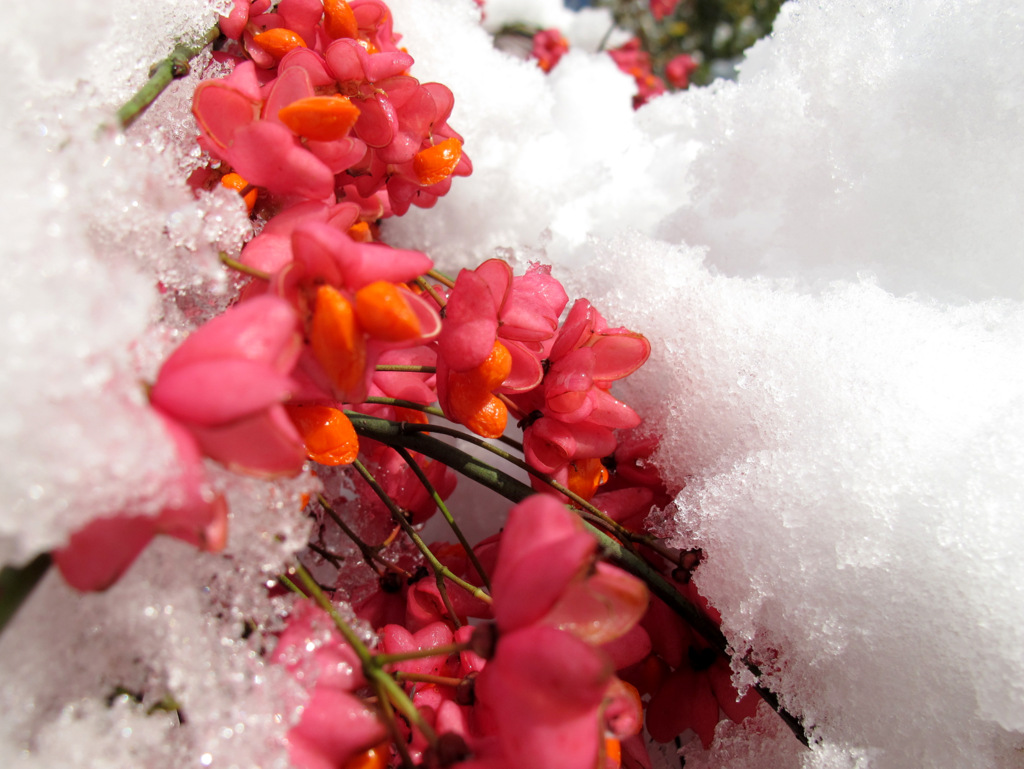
left=278, top=96, right=361, bottom=142
left=285, top=405, right=359, bottom=465
left=220, top=172, right=257, bottom=213
left=310, top=284, right=367, bottom=395
left=412, top=138, right=462, bottom=186
left=324, top=0, right=359, bottom=40
left=253, top=28, right=307, bottom=60
left=354, top=281, right=421, bottom=342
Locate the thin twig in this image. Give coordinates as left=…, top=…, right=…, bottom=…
left=393, top=446, right=491, bottom=591
left=117, top=25, right=221, bottom=129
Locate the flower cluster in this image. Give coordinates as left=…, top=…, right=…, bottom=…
left=522, top=1, right=700, bottom=109
left=195, top=0, right=471, bottom=216
left=40, top=2, right=781, bottom=767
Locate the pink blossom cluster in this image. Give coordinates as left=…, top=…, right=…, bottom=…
left=194, top=0, right=471, bottom=216
left=526, top=8, right=699, bottom=108
left=43, top=2, right=772, bottom=767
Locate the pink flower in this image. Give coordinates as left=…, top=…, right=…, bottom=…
left=472, top=625, right=614, bottom=769
left=490, top=495, right=648, bottom=643
left=608, top=39, right=666, bottom=108
left=270, top=602, right=388, bottom=769
left=52, top=414, right=227, bottom=591
left=149, top=295, right=308, bottom=477
left=649, top=0, right=681, bottom=22
left=270, top=220, right=441, bottom=403
left=665, top=53, right=698, bottom=90
left=531, top=29, right=570, bottom=73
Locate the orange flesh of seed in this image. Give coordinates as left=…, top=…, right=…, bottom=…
left=604, top=737, right=622, bottom=768
left=310, top=285, right=367, bottom=395
left=341, top=742, right=389, bottom=769
left=324, top=0, right=359, bottom=39
left=220, top=172, right=257, bottom=212
left=285, top=405, right=359, bottom=465
left=278, top=96, right=361, bottom=142
left=412, top=138, right=463, bottom=186
left=347, top=221, right=373, bottom=242
left=253, top=28, right=307, bottom=60
left=354, top=281, right=422, bottom=342
left=445, top=341, right=512, bottom=438
left=566, top=457, right=610, bottom=501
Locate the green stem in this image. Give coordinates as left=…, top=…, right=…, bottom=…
left=426, top=268, right=456, bottom=289
left=398, top=422, right=669, bottom=559
left=0, top=553, right=51, bottom=638
left=346, top=413, right=533, bottom=504
left=394, top=672, right=464, bottom=688
left=375, top=365, right=437, bottom=374
left=374, top=642, right=470, bottom=666
left=350, top=460, right=491, bottom=607
left=291, top=562, right=439, bottom=749
left=361, top=397, right=445, bottom=419
left=220, top=253, right=270, bottom=281
left=393, top=446, right=491, bottom=591
left=117, top=25, right=221, bottom=129
left=318, top=495, right=410, bottom=578
left=414, top=276, right=447, bottom=309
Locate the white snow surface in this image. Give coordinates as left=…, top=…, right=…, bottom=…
left=2, top=0, right=1024, bottom=768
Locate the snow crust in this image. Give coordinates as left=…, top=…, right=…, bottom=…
left=2, top=0, right=1024, bottom=768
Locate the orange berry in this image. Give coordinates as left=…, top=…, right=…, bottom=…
left=324, top=0, right=359, bottom=40
left=278, top=96, right=361, bottom=142
left=463, top=394, right=508, bottom=439
left=220, top=172, right=257, bottom=212
left=412, top=138, right=462, bottom=186
left=604, top=737, right=622, bottom=768
left=285, top=405, right=359, bottom=465
left=342, top=742, right=389, bottom=769
left=310, top=285, right=367, bottom=395
left=253, top=28, right=307, bottom=60
left=347, top=221, right=373, bottom=242
left=354, top=281, right=421, bottom=342
left=475, top=340, right=512, bottom=390
left=566, top=457, right=610, bottom=501
left=448, top=373, right=508, bottom=438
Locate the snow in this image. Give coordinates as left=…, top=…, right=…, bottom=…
left=2, top=0, right=1024, bottom=767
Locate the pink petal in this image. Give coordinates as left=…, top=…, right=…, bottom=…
left=324, top=38, right=366, bottom=81
left=262, top=64, right=315, bottom=127
left=192, top=80, right=259, bottom=151
left=291, top=221, right=348, bottom=286
left=477, top=626, right=610, bottom=769
left=286, top=689, right=387, bottom=769
left=551, top=299, right=596, bottom=362
left=226, top=120, right=336, bottom=200
left=496, top=340, right=544, bottom=393
left=150, top=360, right=296, bottom=427
left=159, top=296, right=302, bottom=376
left=600, top=623, right=653, bottom=670
left=219, top=0, right=251, bottom=40
left=589, top=332, right=651, bottom=383
left=491, top=496, right=596, bottom=631
left=307, top=137, right=367, bottom=174
left=500, top=264, right=568, bottom=342
left=189, top=405, right=306, bottom=477
left=541, top=562, right=649, bottom=646
left=335, top=240, right=434, bottom=290
left=279, top=47, right=336, bottom=86
left=352, top=93, right=397, bottom=148
left=436, top=270, right=499, bottom=371
left=53, top=515, right=156, bottom=592
left=586, top=388, right=642, bottom=430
